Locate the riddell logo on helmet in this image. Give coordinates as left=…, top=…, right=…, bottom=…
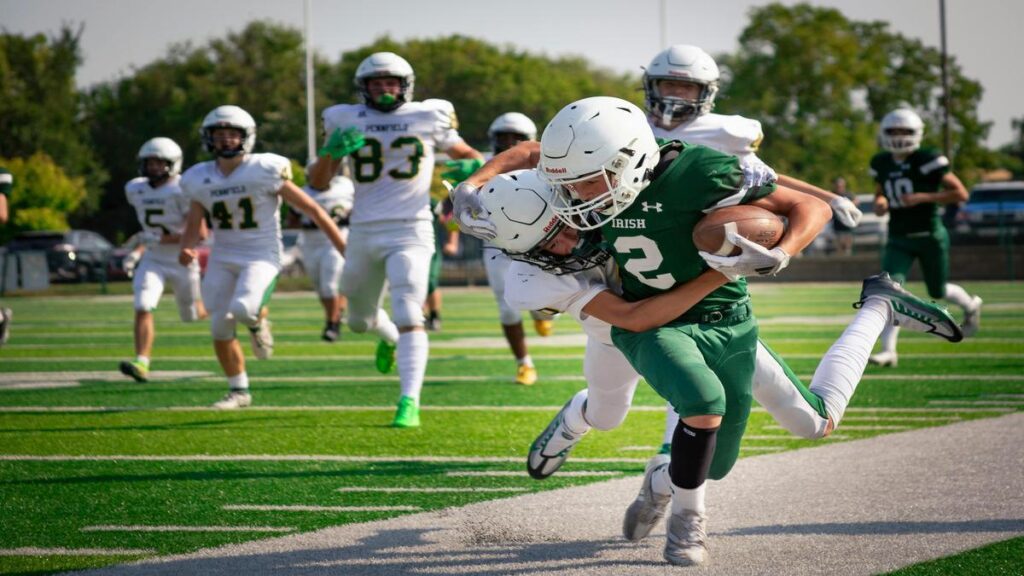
left=545, top=167, right=567, bottom=174
left=542, top=217, right=559, bottom=233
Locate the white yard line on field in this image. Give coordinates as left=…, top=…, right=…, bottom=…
left=446, top=470, right=622, bottom=477
left=0, top=454, right=648, bottom=464
left=222, top=505, right=420, bottom=512
left=0, top=405, right=1013, bottom=414
left=81, top=526, right=295, bottom=533
left=336, top=487, right=529, bottom=493
left=0, top=547, right=155, bottom=556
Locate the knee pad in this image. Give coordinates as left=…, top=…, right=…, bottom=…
left=498, top=303, right=521, bottom=326
left=229, top=299, right=260, bottom=328
left=347, top=315, right=372, bottom=334
left=210, top=313, right=236, bottom=341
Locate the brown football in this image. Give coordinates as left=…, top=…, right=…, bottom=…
left=692, top=205, right=785, bottom=256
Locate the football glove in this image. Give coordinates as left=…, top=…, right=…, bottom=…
left=122, top=250, right=142, bottom=278
left=441, top=158, right=484, bottom=185
left=740, top=158, right=777, bottom=190
left=830, top=196, right=863, bottom=228
left=449, top=181, right=497, bottom=240
left=700, top=232, right=790, bottom=281
left=318, top=127, right=365, bottom=160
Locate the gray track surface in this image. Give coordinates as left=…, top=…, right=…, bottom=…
left=73, top=412, right=1024, bottom=576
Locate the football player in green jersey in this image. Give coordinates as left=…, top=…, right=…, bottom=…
left=868, top=107, right=983, bottom=367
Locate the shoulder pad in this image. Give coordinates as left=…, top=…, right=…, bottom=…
left=255, top=153, right=293, bottom=181
left=717, top=114, right=764, bottom=152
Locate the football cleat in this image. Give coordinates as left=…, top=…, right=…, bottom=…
left=119, top=360, right=150, bottom=383
left=527, top=399, right=588, bottom=479
left=623, top=453, right=671, bottom=541
left=213, top=389, right=252, bottom=410
left=962, top=295, right=983, bottom=338
left=533, top=319, right=554, bottom=337
left=425, top=315, right=441, bottom=332
left=0, top=307, right=11, bottom=345
left=854, top=273, right=963, bottom=343
left=868, top=351, right=899, bottom=368
left=321, top=321, right=341, bottom=343
left=375, top=339, right=397, bottom=374
left=248, top=318, right=274, bottom=360
left=664, top=509, right=709, bottom=566
left=392, top=395, right=420, bottom=428
left=515, top=364, right=538, bottom=386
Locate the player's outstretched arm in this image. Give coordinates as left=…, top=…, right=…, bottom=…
left=178, top=201, right=206, bottom=266
left=581, top=270, right=728, bottom=333
left=465, top=141, right=540, bottom=188
left=778, top=173, right=862, bottom=227
left=278, top=181, right=346, bottom=255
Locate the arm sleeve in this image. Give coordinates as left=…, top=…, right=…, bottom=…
left=504, top=261, right=609, bottom=323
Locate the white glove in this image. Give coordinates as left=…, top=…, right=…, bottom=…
left=123, top=250, right=142, bottom=277
left=830, top=196, right=863, bottom=228
left=449, top=181, right=497, bottom=240
left=700, top=232, right=791, bottom=281
left=740, top=159, right=777, bottom=190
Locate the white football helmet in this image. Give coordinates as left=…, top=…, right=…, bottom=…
left=879, top=108, right=924, bottom=155
left=200, top=105, right=256, bottom=158
left=539, top=97, right=661, bottom=231
left=488, top=112, right=537, bottom=153
left=354, top=52, right=415, bottom=112
left=480, top=169, right=609, bottom=274
left=137, top=137, right=183, bottom=180
left=643, top=44, right=720, bottom=127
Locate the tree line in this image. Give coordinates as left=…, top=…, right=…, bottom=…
left=1, top=3, right=1021, bottom=244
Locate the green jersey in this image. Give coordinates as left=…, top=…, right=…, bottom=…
left=0, top=167, right=11, bottom=197
left=869, top=147, right=950, bottom=236
left=601, top=142, right=775, bottom=312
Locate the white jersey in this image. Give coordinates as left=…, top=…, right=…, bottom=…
left=180, top=153, right=291, bottom=266
left=124, top=176, right=190, bottom=263
left=299, top=176, right=355, bottom=250
left=652, top=112, right=764, bottom=164
left=505, top=259, right=620, bottom=346
left=321, top=99, right=465, bottom=225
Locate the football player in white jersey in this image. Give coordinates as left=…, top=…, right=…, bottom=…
left=119, top=137, right=208, bottom=382
left=308, top=52, right=484, bottom=428
left=643, top=44, right=864, bottom=231
left=179, top=105, right=348, bottom=409
left=289, top=163, right=356, bottom=342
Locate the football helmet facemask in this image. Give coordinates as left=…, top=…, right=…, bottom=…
left=539, top=97, right=660, bottom=231
left=354, top=52, right=415, bottom=112
left=137, top=137, right=183, bottom=184
left=643, top=44, right=720, bottom=127
left=200, top=105, right=256, bottom=158
left=488, top=112, right=538, bottom=154
left=480, top=169, right=610, bottom=275
left=879, top=108, right=924, bottom=155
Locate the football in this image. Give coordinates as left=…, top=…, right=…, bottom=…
left=692, top=205, right=785, bottom=256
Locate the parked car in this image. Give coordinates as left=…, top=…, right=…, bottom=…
left=6, top=230, right=113, bottom=282
left=957, top=181, right=1024, bottom=238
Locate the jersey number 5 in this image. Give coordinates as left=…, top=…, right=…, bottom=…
left=210, top=197, right=258, bottom=230
left=614, top=236, right=675, bottom=290
left=143, top=209, right=170, bottom=235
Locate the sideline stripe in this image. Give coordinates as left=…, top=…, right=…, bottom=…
left=0, top=547, right=155, bottom=556
left=0, top=454, right=647, bottom=464
left=223, top=505, right=420, bottom=512
left=81, top=525, right=295, bottom=533
left=447, top=470, right=623, bottom=477
left=336, top=487, right=529, bottom=493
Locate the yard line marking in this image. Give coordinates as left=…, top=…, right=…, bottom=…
left=839, top=415, right=961, bottom=422
left=0, top=371, right=213, bottom=390
left=928, top=399, right=1024, bottom=406
left=336, top=487, right=529, bottom=493
left=0, top=454, right=648, bottom=464
left=770, top=424, right=911, bottom=431
left=0, top=547, right=155, bottom=556
left=741, top=446, right=786, bottom=452
left=0, top=405, right=1013, bottom=414
left=983, top=394, right=1024, bottom=399
left=447, top=470, right=624, bottom=477
left=223, top=505, right=420, bottom=512
left=81, top=525, right=295, bottom=533
left=743, top=434, right=849, bottom=440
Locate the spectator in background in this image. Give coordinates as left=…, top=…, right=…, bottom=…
left=0, top=166, right=12, bottom=345
left=831, top=177, right=855, bottom=256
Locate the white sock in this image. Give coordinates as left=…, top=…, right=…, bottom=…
left=563, top=389, right=590, bottom=435
left=651, top=464, right=674, bottom=498
left=662, top=404, right=679, bottom=446
left=518, top=354, right=534, bottom=367
left=397, top=330, right=428, bottom=400
left=943, top=283, right=973, bottom=310
left=671, top=481, right=707, bottom=516
left=810, top=296, right=889, bottom=427
left=879, top=320, right=900, bottom=354
left=374, top=309, right=399, bottom=344
left=227, top=372, right=249, bottom=391
left=136, top=355, right=150, bottom=367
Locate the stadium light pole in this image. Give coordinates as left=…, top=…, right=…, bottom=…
left=939, top=0, right=952, bottom=161
left=304, top=0, right=316, bottom=164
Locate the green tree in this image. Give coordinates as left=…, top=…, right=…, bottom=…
left=718, top=3, right=996, bottom=190
left=0, top=154, right=88, bottom=242
left=0, top=25, right=107, bottom=217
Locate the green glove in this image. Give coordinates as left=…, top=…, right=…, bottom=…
left=441, top=158, right=484, bottom=184
left=318, top=127, right=365, bottom=160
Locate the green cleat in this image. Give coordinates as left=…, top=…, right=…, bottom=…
left=392, top=395, right=420, bottom=428
left=375, top=339, right=397, bottom=374
left=119, top=360, right=149, bottom=383
left=854, top=273, right=963, bottom=343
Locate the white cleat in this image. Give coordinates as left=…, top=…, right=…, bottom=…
left=212, top=390, right=252, bottom=410
left=664, top=509, right=709, bottom=566
left=622, top=453, right=671, bottom=541
left=248, top=318, right=274, bottom=360
left=868, top=350, right=898, bottom=368
left=527, top=399, right=588, bottom=479
left=962, top=296, right=983, bottom=338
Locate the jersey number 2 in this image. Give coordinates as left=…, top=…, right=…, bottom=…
left=614, top=236, right=675, bottom=290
